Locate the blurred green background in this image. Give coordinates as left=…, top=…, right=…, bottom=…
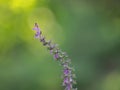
left=0, top=0, right=120, bottom=90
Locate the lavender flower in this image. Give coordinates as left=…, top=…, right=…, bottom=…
left=63, top=77, right=69, bottom=85
left=33, top=23, right=41, bottom=38
left=64, top=68, right=70, bottom=75
left=54, top=53, right=59, bottom=60
left=32, top=23, right=77, bottom=90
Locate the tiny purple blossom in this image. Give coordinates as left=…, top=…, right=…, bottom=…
left=33, top=23, right=40, bottom=30
left=63, top=77, right=69, bottom=85
left=35, top=31, right=40, bottom=38
left=63, top=77, right=72, bottom=90
left=33, top=23, right=41, bottom=38
left=66, top=84, right=72, bottom=90
left=33, top=27, right=40, bottom=31
left=64, top=69, right=70, bottom=75
left=54, top=53, right=59, bottom=59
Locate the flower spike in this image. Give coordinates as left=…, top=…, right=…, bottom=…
left=32, top=23, right=77, bottom=90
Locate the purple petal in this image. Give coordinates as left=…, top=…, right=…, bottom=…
left=54, top=53, right=59, bottom=59
left=35, top=31, right=40, bottom=38
left=66, top=84, right=72, bottom=90
left=64, top=69, right=69, bottom=75
left=63, top=77, right=69, bottom=85
left=33, top=27, right=40, bottom=31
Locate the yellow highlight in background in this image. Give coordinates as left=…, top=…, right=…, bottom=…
left=9, top=0, right=36, bottom=11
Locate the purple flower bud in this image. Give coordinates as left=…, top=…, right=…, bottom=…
left=33, top=23, right=41, bottom=38
left=64, top=69, right=70, bottom=75
left=63, top=77, right=69, bottom=85
left=33, top=27, right=40, bottom=31
left=66, top=84, right=72, bottom=90
left=35, top=31, right=40, bottom=38
left=54, top=53, right=59, bottom=59
left=33, top=23, right=40, bottom=30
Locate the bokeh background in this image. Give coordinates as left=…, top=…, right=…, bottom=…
left=0, top=0, right=120, bottom=90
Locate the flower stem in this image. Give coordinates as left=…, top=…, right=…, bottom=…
left=32, top=23, right=77, bottom=90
